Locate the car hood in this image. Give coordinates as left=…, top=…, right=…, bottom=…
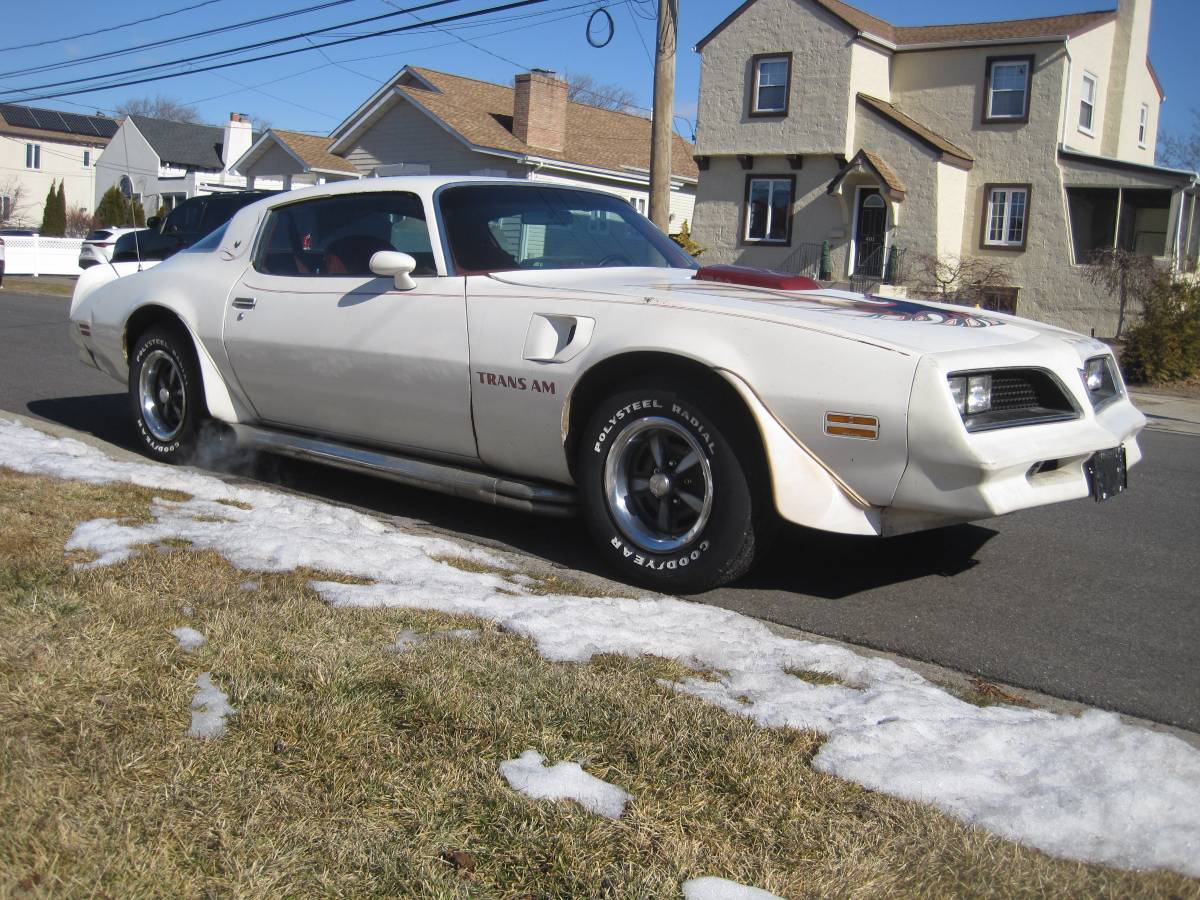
left=486, top=268, right=1080, bottom=355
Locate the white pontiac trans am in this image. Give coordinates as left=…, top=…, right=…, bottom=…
left=69, top=177, right=1145, bottom=592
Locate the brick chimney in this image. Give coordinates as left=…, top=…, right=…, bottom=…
left=513, top=69, right=567, bottom=152
left=221, top=112, right=253, bottom=171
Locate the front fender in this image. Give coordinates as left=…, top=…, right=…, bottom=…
left=716, top=369, right=882, bottom=536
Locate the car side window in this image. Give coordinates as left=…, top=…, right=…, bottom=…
left=253, top=192, right=436, bottom=278
left=164, top=199, right=205, bottom=235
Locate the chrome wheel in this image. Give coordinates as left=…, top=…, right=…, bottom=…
left=138, top=349, right=186, bottom=442
left=603, top=416, right=714, bottom=553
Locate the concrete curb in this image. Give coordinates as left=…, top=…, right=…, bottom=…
left=1130, top=391, right=1200, bottom=436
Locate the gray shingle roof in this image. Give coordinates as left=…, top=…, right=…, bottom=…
left=130, top=115, right=258, bottom=170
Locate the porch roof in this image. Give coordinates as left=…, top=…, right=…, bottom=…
left=827, top=149, right=906, bottom=201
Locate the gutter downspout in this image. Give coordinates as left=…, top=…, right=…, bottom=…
left=1060, top=38, right=1074, bottom=150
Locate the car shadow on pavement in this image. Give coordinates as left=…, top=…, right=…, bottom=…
left=24, top=393, right=998, bottom=599
left=728, top=522, right=998, bottom=600
left=28, top=394, right=139, bottom=452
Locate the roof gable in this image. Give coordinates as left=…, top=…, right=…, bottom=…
left=697, top=0, right=1116, bottom=51
left=331, top=66, right=698, bottom=181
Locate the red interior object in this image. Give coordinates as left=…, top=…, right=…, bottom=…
left=693, top=264, right=821, bottom=291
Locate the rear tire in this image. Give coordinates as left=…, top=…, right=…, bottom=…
left=578, top=381, right=769, bottom=593
left=128, top=325, right=206, bottom=463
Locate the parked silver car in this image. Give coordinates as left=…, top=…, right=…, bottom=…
left=78, top=227, right=142, bottom=269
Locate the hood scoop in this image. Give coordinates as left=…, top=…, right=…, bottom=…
left=694, top=264, right=821, bottom=291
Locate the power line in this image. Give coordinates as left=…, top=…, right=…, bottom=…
left=2, top=0, right=557, bottom=105
left=0, top=0, right=232, bottom=54
left=1, top=0, right=464, bottom=92
left=0, top=0, right=364, bottom=82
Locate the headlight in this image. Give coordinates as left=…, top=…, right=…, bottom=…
left=948, top=374, right=993, bottom=415
left=966, top=374, right=992, bottom=414
left=1080, top=356, right=1120, bottom=410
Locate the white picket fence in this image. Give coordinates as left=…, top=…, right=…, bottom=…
left=0, top=236, right=84, bottom=276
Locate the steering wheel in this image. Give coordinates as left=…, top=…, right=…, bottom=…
left=598, top=254, right=632, bottom=267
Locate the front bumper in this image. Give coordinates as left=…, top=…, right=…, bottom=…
left=882, top=350, right=1145, bottom=535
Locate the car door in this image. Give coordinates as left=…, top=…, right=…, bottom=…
left=221, top=189, right=477, bottom=462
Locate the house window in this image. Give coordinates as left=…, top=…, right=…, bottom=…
left=1138, top=104, right=1149, bottom=147
left=749, top=53, right=791, bottom=117
left=1079, top=72, right=1097, bottom=134
left=981, top=184, right=1030, bottom=250
left=743, top=175, right=793, bottom=244
left=161, top=193, right=187, bottom=212
left=83, top=150, right=91, bottom=167
left=983, top=56, right=1033, bottom=123
left=981, top=286, right=1019, bottom=315
left=1065, top=187, right=1171, bottom=262
left=26, top=144, right=41, bottom=169
left=1, top=195, right=11, bottom=222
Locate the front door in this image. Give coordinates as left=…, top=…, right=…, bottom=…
left=854, top=188, right=887, bottom=277
left=221, top=190, right=478, bottom=461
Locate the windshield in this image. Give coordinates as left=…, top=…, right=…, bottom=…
left=438, top=184, right=697, bottom=274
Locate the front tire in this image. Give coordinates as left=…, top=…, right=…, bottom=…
left=578, top=383, right=768, bottom=593
left=128, top=325, right=206, bottom=463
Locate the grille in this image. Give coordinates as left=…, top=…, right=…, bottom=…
left=990, top=371, right=1070, bottom=413
left=960, top=369, right=1078, bottom=432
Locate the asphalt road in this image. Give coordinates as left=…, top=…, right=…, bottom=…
left=3, top=288, right=1198, bottom=731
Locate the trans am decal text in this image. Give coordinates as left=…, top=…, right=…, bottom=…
left=477, top=371, right=556, bottom=394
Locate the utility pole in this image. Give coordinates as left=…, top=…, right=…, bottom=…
left=648, top=0, right=677, bottom=231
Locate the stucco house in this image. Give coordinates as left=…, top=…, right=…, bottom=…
left=0, top=103, right=116, bottom=228
left=94, top=113, right=283, bottom=217
left=234, top=67, right=699, bottom=230
left=690, top=0, right=1200, bottom=334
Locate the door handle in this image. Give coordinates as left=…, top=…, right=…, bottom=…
left=232, top=297, right=257, bottom=309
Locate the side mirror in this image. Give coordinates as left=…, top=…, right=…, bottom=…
left=146, top=216, right=162, bottom=230
left=369, top=250, right=418, bottom=290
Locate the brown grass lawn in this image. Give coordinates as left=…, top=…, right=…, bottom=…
left=1, top=467, right=1197, bottom=898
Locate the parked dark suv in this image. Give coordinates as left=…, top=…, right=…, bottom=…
left=112, top=190, right=277, bottom=263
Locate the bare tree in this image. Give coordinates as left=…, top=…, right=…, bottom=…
left=65, top=206, right=97, bottom=238
left=0, top=177, right=32, bottom=227
left=566, top=73, right=639, bottom=112
left=909, top=253, right=1011, bottom=306
left=116, top=95, right=200, bottom=123
left=1158, top=109, right=1200, bottom=172
left=1079, top=247, right=1160, bottom=338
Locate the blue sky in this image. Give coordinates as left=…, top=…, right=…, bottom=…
left=0, top=0, right=1195, bottom=147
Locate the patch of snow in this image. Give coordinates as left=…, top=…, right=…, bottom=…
left=4, top=417, right=1200, bottom=877
left=499, top=750, right=631, bottom=819
left=182, top=605, right=196, bottom=617
left=239, top=581, right=259, bottom=591
left=682, top=877, right=782, bottom=900
left=388, top=627, right=480, bottom=653
left=172, top=626, right=206, bottom=651
left=187, top=672, right=235, bottom=739
left=387, top=629, right=424, bottom=652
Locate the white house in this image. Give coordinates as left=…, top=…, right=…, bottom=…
left=95, top=113, right=283, bottom=217
left=0, top=103, right=116, bottom=228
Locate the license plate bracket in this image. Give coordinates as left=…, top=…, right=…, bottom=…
left=1086, top=447, right=1128, bottom=502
